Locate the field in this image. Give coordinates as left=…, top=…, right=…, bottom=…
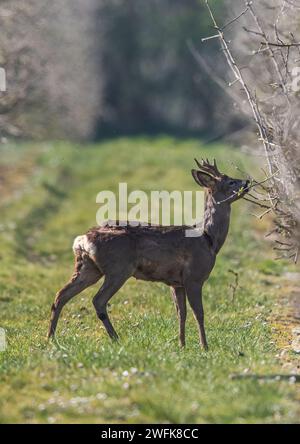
left=0, top=137, right=298, bottom=423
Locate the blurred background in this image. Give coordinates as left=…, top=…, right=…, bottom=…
left=0, top=0, right=247, bottom=142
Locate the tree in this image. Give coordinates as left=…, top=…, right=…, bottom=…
left=95, top=0, right=231, bottom=136
left=0, top=0, right=102, bottom=140
left=201, top=0, right=300, bottom=261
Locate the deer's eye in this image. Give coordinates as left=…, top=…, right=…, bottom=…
left=229, top=180, right=236, bottom=185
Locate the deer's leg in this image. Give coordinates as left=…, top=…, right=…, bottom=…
left=92, top=271, right=131, bottom=341
left=186, top=283, right=208, bottom=350
left=48, top=254, right=101, bottom=339
left=171, top=286, right=187, bottom=347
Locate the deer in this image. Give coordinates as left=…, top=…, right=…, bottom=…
left=47, top=159, right=249, bottom=350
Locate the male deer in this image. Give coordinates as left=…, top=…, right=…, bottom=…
left=48, top=159, right=249, bottom=349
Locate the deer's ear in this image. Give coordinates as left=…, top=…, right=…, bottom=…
left=191, top=170, right=216, bottom=189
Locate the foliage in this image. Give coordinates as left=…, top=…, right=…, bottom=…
left=0, top=0, right=102, bottom=140
left=96, top=0, right=229, bottom=135
left=0, top=0, right=234, bottom=139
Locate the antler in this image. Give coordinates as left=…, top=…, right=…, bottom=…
left=194, top=158, right=221, bottom=178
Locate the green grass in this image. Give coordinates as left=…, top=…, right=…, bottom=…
left=0, top=137, right=298, bottom=424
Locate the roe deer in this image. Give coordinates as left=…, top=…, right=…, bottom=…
left=48, top=159, right=249, bottom=349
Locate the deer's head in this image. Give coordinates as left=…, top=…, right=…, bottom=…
left=192, top=159, right=249, bottom=204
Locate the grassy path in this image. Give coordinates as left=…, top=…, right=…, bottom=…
left=0, top=138, right=299, bottom=423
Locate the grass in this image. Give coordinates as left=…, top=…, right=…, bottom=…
left=0, top=136, right=298, bottom=424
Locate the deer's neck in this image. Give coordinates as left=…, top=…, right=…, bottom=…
left=203, top=192, right=231, bottom=254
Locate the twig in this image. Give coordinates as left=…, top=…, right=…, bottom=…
left=221, top=5, right=250, bottom=31
left=251, top=208, right=272, bottom=219
left=201, top=34, right=219, bottom=42
left=243, top=196, right=271, bottom=209
left=261, top=41, right=300, bottom=48
left=187, top=40, right=243, bottom=105
left=228, top=269, right=239, bottom=303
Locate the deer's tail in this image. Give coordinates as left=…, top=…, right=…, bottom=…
left=72, top=235, right=99, bottom=274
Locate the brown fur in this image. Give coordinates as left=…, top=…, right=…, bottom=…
left=48, top=160, right=249, bottom=349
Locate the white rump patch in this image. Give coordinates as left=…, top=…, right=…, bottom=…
left=73, top=235, right=97, bottom=258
